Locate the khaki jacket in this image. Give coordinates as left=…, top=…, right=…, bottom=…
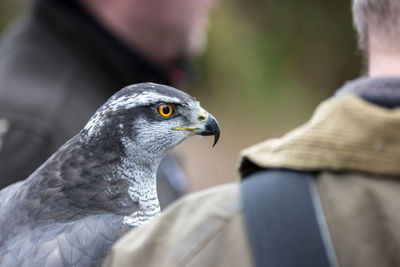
left=104, top=95, right=400, bottom=267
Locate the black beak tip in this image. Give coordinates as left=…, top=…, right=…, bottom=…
left=212, top=128, right=220, bottom=147
left=201, top=114, right=220, bottom=147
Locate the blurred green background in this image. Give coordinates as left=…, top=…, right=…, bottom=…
left=192, top=0, right=362, bottom=128
left=0, top=0, right=363, bottom=189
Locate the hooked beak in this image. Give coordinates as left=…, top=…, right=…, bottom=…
left=173, top=109, right=220, bottom=147
left=197, top=113, right=220, bottom=147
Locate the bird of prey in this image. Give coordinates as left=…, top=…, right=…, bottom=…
left=0, top=83, right=220, bottom=267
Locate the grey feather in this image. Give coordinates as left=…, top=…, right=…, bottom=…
left=0, top=83, right=218, bottom=267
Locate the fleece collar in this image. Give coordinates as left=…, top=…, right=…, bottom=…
left=336, top=77, right=400, bottom=108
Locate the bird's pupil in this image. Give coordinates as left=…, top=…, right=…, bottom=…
left=163, top=106, right=170, bottom=114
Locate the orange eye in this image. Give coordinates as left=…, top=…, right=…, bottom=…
left=158, top=104, right=174, bottom=117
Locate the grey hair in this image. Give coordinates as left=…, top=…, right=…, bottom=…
left=353, top=0, right=400, bottom=50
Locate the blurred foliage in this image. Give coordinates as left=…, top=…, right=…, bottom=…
left=191, top=0, right=363, bottom=131
left=0, top=0, right=25, bottom=33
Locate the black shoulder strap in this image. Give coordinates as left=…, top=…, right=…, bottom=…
left=241, top=170, right=337, bottom=267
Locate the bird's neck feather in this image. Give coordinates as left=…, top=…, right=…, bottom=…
left=119, top=138, right=162, bottom=226
left=117, top=161, right=161, bottom=227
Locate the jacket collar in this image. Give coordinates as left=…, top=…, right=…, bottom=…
left=239, top=77, right=400, bottom=177
left=335, top=76, right=400, bottom=108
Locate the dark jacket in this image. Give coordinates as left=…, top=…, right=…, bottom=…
left=0, top=0, right=187, bottom=206
left=104, top=77, right=400, bottom=267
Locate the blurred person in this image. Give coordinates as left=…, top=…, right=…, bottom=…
left=104, top=0, right=400, bottom=266
left=0, top=0, right=216, bottom=207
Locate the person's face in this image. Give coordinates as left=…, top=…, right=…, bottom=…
left=148, top=0, right=217, bottom=58
left=167, top=0, right=216, bottom=57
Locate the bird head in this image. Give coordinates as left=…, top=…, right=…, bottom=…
left=81, top=83, right=220, bottom=162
